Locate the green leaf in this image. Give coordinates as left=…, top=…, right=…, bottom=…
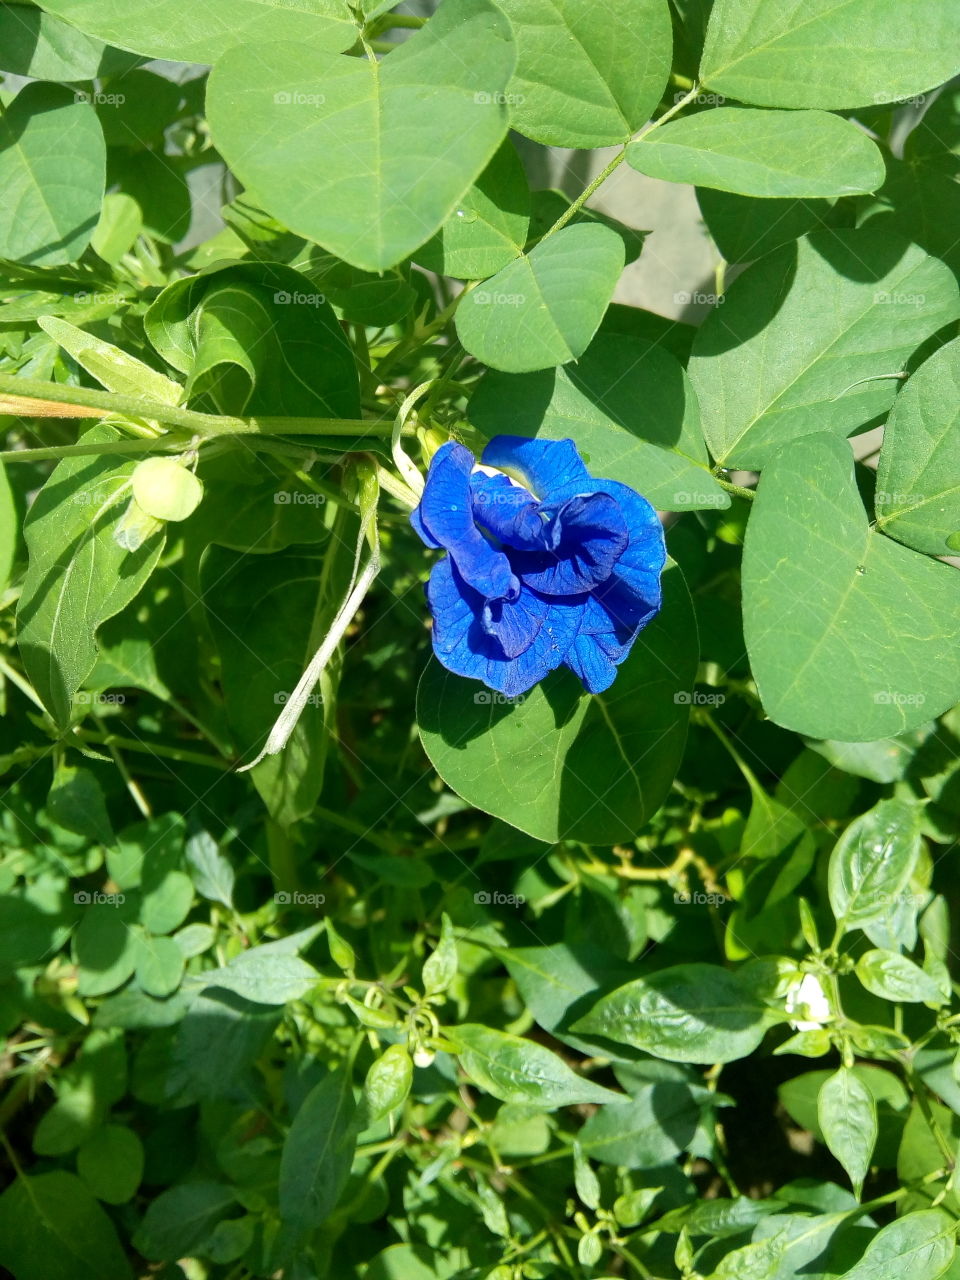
left=0, top=461, right=15, bottom=599
left=836, top=1209, right=956, bottom=1280
left=38, top=315, right=182, bottom=404
left=17, top=425, right=165, bottom=728
left=207, top=0, right=515, bottom=272
left=699, top=0, right=960, bottom=110
left=688, top=229, right=960, bottom=470
left=875, top=337, right=960, bottom=557
left=413, top=140, right=530, bottom=280
left=203, top=951, right=320, bottom=1005
left=417, top=562, right=697, bottom=844
left=277, top=1068, right=358, bottom=1250
left=0, top=1170, right=132, bottom=1280
left=578, top=1084, right=704, bottom=1166
left=447, top=1024, right=623, bottom=1105
left=495, top=0, right=672, bottom=148
left=36, top=0, right=357, bottom=62
left=133, top=1182, right=237, bottom=1261
left=628, top=108, right=884, bottom=197
left=0, top=5, right=136, bottom=79
left=74, top=903, right=138, bottom=997
left=140, top=826, right=193, bottom=937
left=707, top=1233, right=788, bottom=1280
left=145, top=262, right=359, bottom=418
left=0, top=82, right=105, bottom=266
left=828, top=797, right=923, bottom=934
left=467, top=330, right=729, bottom=512
left=855, top=949, right=947, bottom=1005
left=362, top=1044, right=414, bottom=1125
left=422, top=913, right=458, bottom=997
left=134, top=934, right=185, bottom=998
left=697, top=187, right=836, bottom=264
left=572, top=963, right=768, bottom=1064
left=76, top=1125, right=144, bottom=1205
left=742, top=433, right=960, bottom=739
left=47, top=765, right=114, bottom=845
left=184, top=830, right=235, bottom=910
left=818, top=1067, right=877, bottom=1197
left=455, top=223, right=624, bottom=372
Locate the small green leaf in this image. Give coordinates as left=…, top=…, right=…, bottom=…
left=573, top=1142, right=601, bottom=1209
left=133, top=1183, right=237, bottom=1262
left=74, top=904, right=138, bottom=998
left=202, top=951, right=320, bottom=1006
left=828, top=798, right=923, bottom=934
left=455, top=223, right=625, bottom=372
left=854, top=949, right=947, bottom=1005
left=448, top=1024, right=623, bottom=1106
left=47, top=765, right=114, bottom=845
left=572, top=963, right=768, bottom=1064
left=184, top=830, right=235, bottom=910
left=76, top=1125, right=144, bottom=1205
left=422, top=913, right=458, bottom=997
left=578, top=1084, right=704, bottom=1166
left=277, top=1068, right=358, bottom=1251
left=362, top=1045, right=414, bottom=1125
left=818, top=1067, right=877, bottom=1197
left=627, top=108, right=884, bottom=198
left=134, top=934, right=185, bottom=999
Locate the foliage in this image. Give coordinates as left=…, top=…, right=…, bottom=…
left=0, top=2, right=960, bottom=1278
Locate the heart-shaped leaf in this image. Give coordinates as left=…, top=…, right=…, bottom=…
left=627, top=108, right=885, bottom=198
left=455, top=223, right=625, bottom=372
left=207, top=0, right=515, bottom=271
left=742, top=433, right=960, bottom=740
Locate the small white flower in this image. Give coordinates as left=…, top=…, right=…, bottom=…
left=785, top=973, right=832, bottom=1031
left=413, top=1047, right=436, bottom=1069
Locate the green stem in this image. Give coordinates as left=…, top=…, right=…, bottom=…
left=0, top=438, right=179, bottom=464
left=73, top=728, right=229, bottom=770
left=713, top=474, right=756, bottom=502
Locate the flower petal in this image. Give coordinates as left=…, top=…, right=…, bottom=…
left=470, top=470, right=545, bottom=550
left=512, top=492, right=629, bottom=595
left=481, top=588, right=544, bottom=659
left=426, top=557, right=580, bottom=698
left=481, top=435, right=592, bottom=502
left=414, top=442, right=516, bottom=598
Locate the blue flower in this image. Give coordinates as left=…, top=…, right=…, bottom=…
left=410, top=436, right=666, bottom=697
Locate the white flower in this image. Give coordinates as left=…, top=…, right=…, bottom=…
left=785, top=973, right=832, bottom=1031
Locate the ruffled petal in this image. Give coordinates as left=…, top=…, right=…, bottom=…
left=426, top=558, right=580, bottom=698
left=512, top=492, right=629, bottom=595
left=414, top=442, right=516, bottom=599
left=481, top=435, right=592, bottom=503
left=481, top=588, right=544, bottom=659
left=470, top=471, right=545, bottom=550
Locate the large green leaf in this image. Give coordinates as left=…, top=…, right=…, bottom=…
left=572, top=963, right=768, bottom=1064
left=454, top=223, right=625, bottom=373
left=467, top=330, right=729, bottom=511
left=578, top=1084, right=704, bottom=1166
left=699, top=0, right=960, bottom=110
left=0, top=83, right=105, bottom=267
left=144, top=262, right=359, bottom=418
left=836, top=1209, right=956, bottom=1280
left=688, top=229, right=960, bottom=470
left=417, top=562, right=697, bottom=844
left=0, top=1170, right=132, bottom=1280
left=207, top=0, right=515, bottom=271
left=36, top=0, right=357, bottom=62
left=17, top=426, right=165, bottom=728
left=875, top=338, right=960, bottom=557
left=818, top=1067, right=877, bottom=1197
left=627, top=108, right=884, bottom=198
left=742, top=434, right=960, bottom=740
left=277, top=1069, right=358, bottom=1253
left=697, top=187, right=836, bottom=264
left=447, top=1025, right=622, bottom=1105
left=0, top=5, right=137, bottom=78
left=495, top=0, right=672, bottom=148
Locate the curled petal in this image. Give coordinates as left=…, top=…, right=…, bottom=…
left=481, top=434, right=592, bottom=503
left=511, top=492, right=629, bottom=595
left=470, top=470, right=544, bottom=550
